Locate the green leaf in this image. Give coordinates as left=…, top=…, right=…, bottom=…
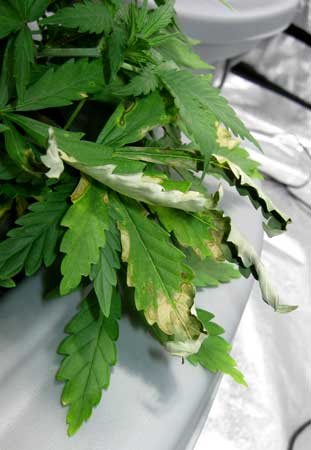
left=186, top=252, right=241, bottom=287
left=188, top=309, right=247, bottom=385
left=0, top=2, right=22, bottom=39
left=0, top=278, right=16, bottom=288
left=111, top=195, right=202, bottom=340
left=57, top=292, right=120, bottom=436
left=159, top=69, right=218, bottom=162
left=155, top=206, right=215, bottom=259
left=114, top=145, right=200, bottom=170
left=0, top=152, right=21, bottom=180
left=160, top=69, right=260, bottom=163
left=156, top=36, right=212, bottom=70
left=13, top=26, right=35, bottom=102
left=60, top=179, right=109, bottom=295
left=0, top=38, right=15, bottom=107
left=227, top=223, right=297, bottom=313
left=90, top=220, right=121, bottom=317
left=97, top=90, right=171, bottom=146
left=15, top=59, right=104, bottom=111
left=0, top=184, right=72, bottom=278
left=4, top=113, right=85, bottom=147
left=107, top=24, right=127, bottom=80
left=115, top=66, right=159, bottom=97
left=214, top=146, right=263, bottom=179
left=41, top=1, right=112, bottom=34
left=141, top=0, right=175, bottom=38
left=211, top=154, right=290, bottom=236
left=28, top=0, right=50, bottom=21
left=3, top=122, right=37, bottom=174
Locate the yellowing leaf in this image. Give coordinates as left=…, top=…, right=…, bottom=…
left=111, top=195, right=202, bottom=341
left=212, top=154, right=290, bottom=236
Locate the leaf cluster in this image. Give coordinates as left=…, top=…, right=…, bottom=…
left=0, top=0, right=294, bottom=436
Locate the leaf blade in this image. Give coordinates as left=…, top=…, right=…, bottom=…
left=60, top=179, right=109, bottom=295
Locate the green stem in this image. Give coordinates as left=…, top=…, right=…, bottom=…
left=64, top=98, right=87, bottom=131
left=38, top=47, right=100, bottom=58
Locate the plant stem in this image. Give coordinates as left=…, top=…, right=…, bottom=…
left=64, top=98, right=87, bottom=131
left=38, top=47, right=100, bottom=58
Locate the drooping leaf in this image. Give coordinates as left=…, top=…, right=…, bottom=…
left=211, top=154, right=290, bottom=236
left=45, top=129, right=212, bottom=212
left=214, top=146, right=263, bottom=179
left=13, top=26, right=35, bottom=102
left=41, top=0, right=112, bottom=34
left=90, top=220, right=121, bottom=317
left=60, top=178, right=109, bottom=295
left=15, top=59, right=104, bottom=111
left=188, top=309, right=247, bottom=385
left=0, top=183, right=72, bottom=278
left=111, top=194, right=202, bottom=341
left=186, top=252, right=241, bottom=287
left=57, top=291, right=120, bottom=436
left=227, top=223, right=297, bottom=313
left=97, top=90, right=171, bottom=146
left=0, top=2, right=22, bottom=39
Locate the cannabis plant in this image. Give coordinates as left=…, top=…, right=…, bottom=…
left=0, top=0, right=295, bottom=436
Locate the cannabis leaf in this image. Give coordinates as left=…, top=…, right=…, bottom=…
left=0, top=183, right=72, bottom=278
left=90, top=220, right=121, bottom=317
left=160, top=69, right=259, bottom=161
left=0, top=38, right=15, bottom=107
left=13, top=26, right=35, bottom=101
left=41, top=1, right=112, bottom=35
left=155, top=206, right=215, bottom=259
left=97, top=90, right=170, bottom=146
left=15, top=59, right=104, bottom=111
left=4, top=113, right=85, bottom=147
left=156, top=36, right=212, bottom=70
left=227, top=223, right=297, bottom=313
left=188, top=309, right=247, bottom=385
left=111, top=194, right=202, bottom=340
left=140, top=0, right=175, bottom=38
left=107, top=24, right=127, bottom=80
left=186, top=252, right=240, bottom=287
left=160, top=69, right=218, bottom=162
left=57, top=291, right=120, bottom=436
left=0, top=2, right=22, bottom=39
left=60, top=179, right=109, bottom=295
left=3, top=122, right=36, bottom=173
left=214, top=146, right=263, bottom=179
left=115, top=66, right=159, bottom=97
left=211, top=154, right=290, bottom=236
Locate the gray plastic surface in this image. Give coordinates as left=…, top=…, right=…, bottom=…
left=173, top=0, right=299, bottom=62
left=0, top=182, right=263, bottom=450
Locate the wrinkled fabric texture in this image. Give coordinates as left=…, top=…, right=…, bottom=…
left=195, top=4, right=311, bottom=449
